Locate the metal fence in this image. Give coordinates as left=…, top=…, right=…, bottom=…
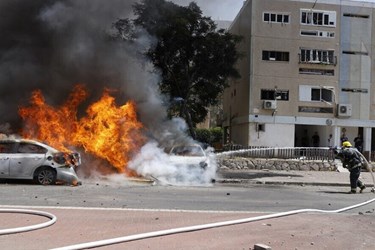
left=217, top=146, right=335, bottom=162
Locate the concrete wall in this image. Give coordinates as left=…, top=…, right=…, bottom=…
left=218, top=157, right=338, bottom=171
left=250, top=123, right=295, bottom=147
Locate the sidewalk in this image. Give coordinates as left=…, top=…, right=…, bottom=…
left=217, top=169, right=375, bottom=188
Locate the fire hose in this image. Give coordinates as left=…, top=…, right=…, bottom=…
left=0, top=208, right=56, bottom=235
left=0, top=197, right=374, bottom=249
left=51, top=198, right=375, bottom=250
left=358, top=151, right=375, bottom=193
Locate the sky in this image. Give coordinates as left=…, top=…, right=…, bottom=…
left=173, top=0, right=375, bottom=21
left=172, top=0, right=245, bottom=20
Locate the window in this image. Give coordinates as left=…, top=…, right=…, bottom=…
left=299, top=48, right=335, bottom=65
left=342, top=88, right=368, bottom=93
left=262, top=51, right=289, bottom=61
left=311, top=88, right=321, bottom=101
left=0, top=142, right=16, bottom=153
left=299, top=85, right=334, bottom=103
left=343, top=13, right=369, bottom=18
left=256, top=124, right=266, bottom=132
left=17, top=143, right=47, bottom=154
left=298, top=106, right=334, bottom=113
left=301, top=9, right=336, bottom=27
left=312, top=87, right=333, bottom=102
left=300, top=30, right=334, bottom=38
left=343, top=51, right=368, bottom=56
left=261, top=89, right=289, bottom=101
left=299, top=68, right=334, bottom=76
left=263, top=12, right=290, bottom=24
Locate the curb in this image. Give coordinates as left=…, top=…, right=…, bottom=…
left=216, top=179, right=349, bottom=187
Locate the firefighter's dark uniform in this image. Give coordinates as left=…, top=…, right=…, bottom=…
left=336, top=146, right=366, bottom=193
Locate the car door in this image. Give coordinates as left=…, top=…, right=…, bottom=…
left=0, top=142, right=17, bottom=177
left=9, top=142, right=47, bottom=178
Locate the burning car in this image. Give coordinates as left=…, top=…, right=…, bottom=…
left=0, top=138, right=81, bottom=185
left=168, top=144, right=216, bottom=184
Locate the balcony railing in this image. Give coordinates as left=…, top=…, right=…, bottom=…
left=298, top=54, right=337, bottom=66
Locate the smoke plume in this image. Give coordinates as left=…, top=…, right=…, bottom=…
left=0, top=0, right=181, bottom=144
left=0, top=0, right=216, bottom=184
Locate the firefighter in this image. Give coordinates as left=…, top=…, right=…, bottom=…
left=334, top=141, right=366, bottom=194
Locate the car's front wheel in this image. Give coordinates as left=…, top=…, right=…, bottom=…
left=34, top=167, right=57, bottom=185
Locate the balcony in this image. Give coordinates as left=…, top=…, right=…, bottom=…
left=298, top=54, right=337, bottom=66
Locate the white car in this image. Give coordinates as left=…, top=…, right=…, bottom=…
left=168, top=144, right=216, bottom=184
left=0, top=139, right=81, bottom=185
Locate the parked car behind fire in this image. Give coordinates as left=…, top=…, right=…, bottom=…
left=0, top=138, right=81, bottom=185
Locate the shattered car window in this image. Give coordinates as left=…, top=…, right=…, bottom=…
left=17, top=143, right=48, bottom=154
left=0, top=142, right=17, bottom=153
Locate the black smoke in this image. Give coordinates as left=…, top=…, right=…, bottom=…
left=0, top=0, right=170, bottom=138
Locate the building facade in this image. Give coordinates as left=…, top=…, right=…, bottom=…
left=223, top=0, right=375, bottom=154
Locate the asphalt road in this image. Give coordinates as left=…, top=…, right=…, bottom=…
left=1, top=178, right=375, bottom=249
left=0, top=177, right=374, bottom=212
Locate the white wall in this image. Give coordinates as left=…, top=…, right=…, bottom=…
left=249, top=123, right=295, bottom=147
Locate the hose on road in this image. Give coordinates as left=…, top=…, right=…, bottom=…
left=0, top=208, right=56, bottom=235
left=51, top=197, right=375, bottom=250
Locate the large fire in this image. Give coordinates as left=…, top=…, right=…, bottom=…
left=18, top=84, right=145, bottom=175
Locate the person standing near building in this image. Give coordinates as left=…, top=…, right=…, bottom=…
left=327, top=134, right=333, bottom=148
left=354, top=134, right=363, bottom=153
left=334, top=141, right=366, bottom=194
left=340, top=130, right=348, bottom=144
left=312, top=132, right=320, bottom=147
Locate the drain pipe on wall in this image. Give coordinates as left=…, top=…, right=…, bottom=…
left=52, top=198, right=375, bottom=250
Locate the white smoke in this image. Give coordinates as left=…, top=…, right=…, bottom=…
left=128, top=118, right=217, bottom=186
left=128, top=141, right=217, bottom=186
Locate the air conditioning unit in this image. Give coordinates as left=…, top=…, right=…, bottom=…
left=337, top=104, right=352, bottom=117
left=263, top=100, right=277, bottom=109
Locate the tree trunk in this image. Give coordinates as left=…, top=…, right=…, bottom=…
left=181, top=103, right=196, bottom=139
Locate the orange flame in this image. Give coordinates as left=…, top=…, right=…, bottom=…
left=19, top=84, right=144, bottom=175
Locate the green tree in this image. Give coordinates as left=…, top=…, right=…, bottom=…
left=114, top=0, right=241, bottom=138
left=210, top=127, right=223, bottom=144
left=195, top=128, right=211, bottom=144
left=195, top=127, right=223, bottom=145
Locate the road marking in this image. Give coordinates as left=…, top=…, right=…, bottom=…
left=0, top=204, right=264, bottom=214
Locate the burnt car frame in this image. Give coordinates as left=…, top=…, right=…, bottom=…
left=168, top=144, right=216, bottom=184
left=0, top=138, right=81, bottom=185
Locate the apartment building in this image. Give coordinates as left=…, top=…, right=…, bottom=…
left=223, top=0, right=375, bottom=155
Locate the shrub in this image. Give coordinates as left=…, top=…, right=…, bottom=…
left=195, top=127, right=223, bottom=145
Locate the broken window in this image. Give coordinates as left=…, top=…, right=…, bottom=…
left=311, top=87, right=333, bottom=102
left=299, top=48, right=335, bottom=64
left=17, top=143, right=47, bottom=154
left=261, top=89, right=289, bottom=101
left=262, top=51, right=289, bottom=61
left=300, top=9, right=336, bottom=27
left=299, top=85, right=334, bottom=103
left=0, top=142, right=17, bottom=153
